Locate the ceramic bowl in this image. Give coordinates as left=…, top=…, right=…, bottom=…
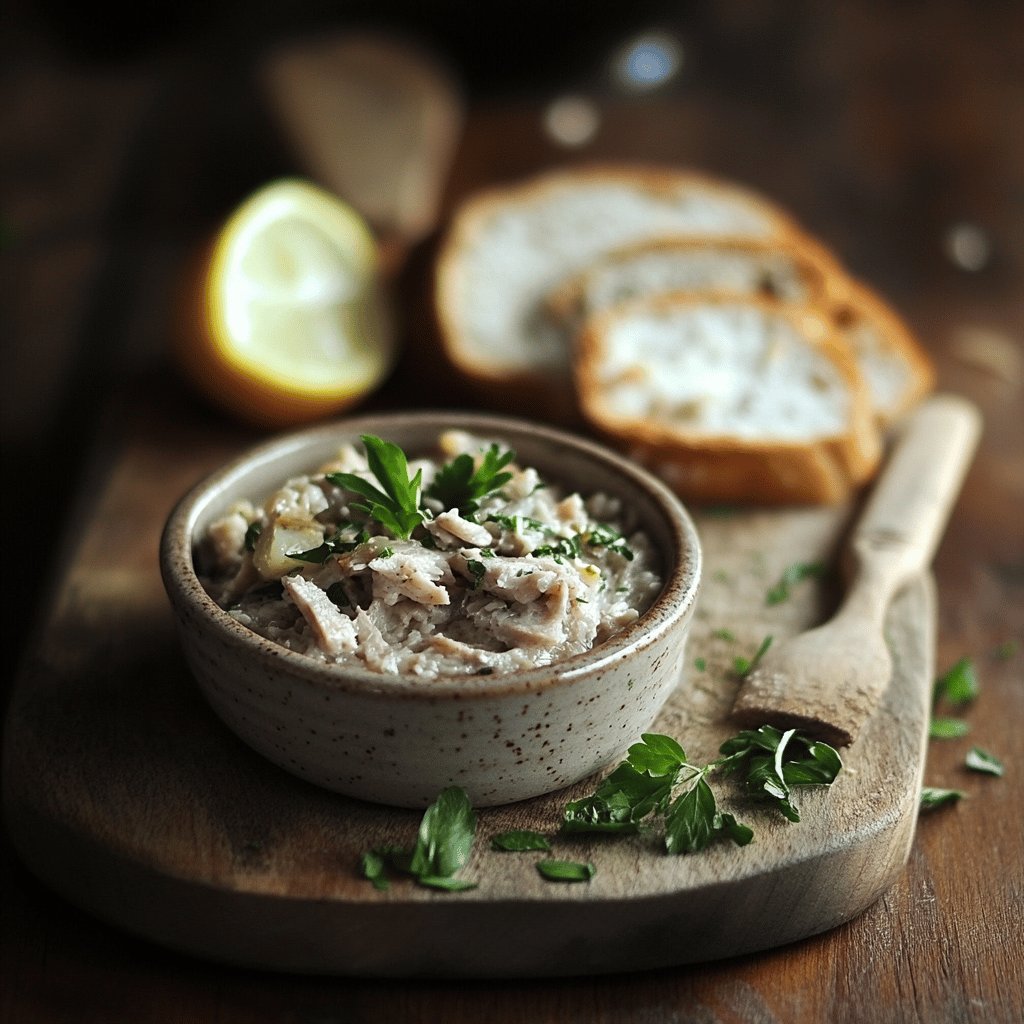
left=160, top=411, right=701, bottom=808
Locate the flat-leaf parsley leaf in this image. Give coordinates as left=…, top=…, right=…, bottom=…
left=536, top=859, right=595, bottom=882
left=965, top=747, right=1004, bottom=776
left=327, top=435, right=426, bottom=540
left=490, top=830, right=552, bottom=852
left=360, top=786, right=477, bottom=891
left=427, top=443, right=515, bottom=515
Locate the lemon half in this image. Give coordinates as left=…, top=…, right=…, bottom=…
left=176, top=179, right=394, bottom=427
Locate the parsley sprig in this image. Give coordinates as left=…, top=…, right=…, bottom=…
left=765, top=561, right=825, bottom=605
left=563, top=728, right=842, bottom=851
left=327, top=435, right=427, bottom=541
left=360, top=726, right=843, bottom=892
left=427, top=443, right=515, bottom=515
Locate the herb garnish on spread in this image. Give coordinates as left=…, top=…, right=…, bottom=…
left=196, top=431, right=661, bottom=678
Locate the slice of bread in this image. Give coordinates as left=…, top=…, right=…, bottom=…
left=549, top=236, right=934, bottom=429
left=433, top=164, right=807, bottom=419
left=824, top=277, right=936, bottom=428
left=574, top=293, right=882, bottom=505
left=547, top=233, right=841, bottom=342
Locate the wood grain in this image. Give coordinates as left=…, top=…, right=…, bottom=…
left=4, top=383, right=933, bottom=976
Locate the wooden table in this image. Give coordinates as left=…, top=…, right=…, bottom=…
left=3, top=4, right=1022, bottom=1021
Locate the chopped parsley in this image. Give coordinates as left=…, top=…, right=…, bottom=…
left=532, top=527, right=634, bottom=563
left=920, top=786, right=965, bottom=811
left=466, top=559, right=486, bottom=589
left=765, top=561, right=825, bottom=605
left=491, top=830, right=551, bottom=852
left=929, top=717, right=970, bottom=740
left=733, top=635, right=773, bottom=676
left=531, top=535, right=583, bottom=562
left=486, top=513, right=551, bottom=534
left=289, top=524, right=372, bottom=564
left=243, top=521, right=262, bottom=551
left=965, top=747, right=1004, bottom=776
left=536, top=859, right=595, bottom=883
left=584, top=524, right=634, bottom=561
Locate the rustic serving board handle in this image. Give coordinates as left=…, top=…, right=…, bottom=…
left=733, top=394, right=982, bottom=746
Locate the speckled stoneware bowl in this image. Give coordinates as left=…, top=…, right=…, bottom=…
left=160, top=411, right=701, bottom=808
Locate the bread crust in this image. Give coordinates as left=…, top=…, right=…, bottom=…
left=574, top=293, right=881, bottom=505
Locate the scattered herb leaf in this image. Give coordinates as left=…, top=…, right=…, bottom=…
left=733, top=635, right=773, bottom=676
left=765, top=562, right=825, bottom=605
left=965, top=747, right=1004, bottom=776
left=929, top=717, right=970, bottom=740
left=243, top=521, right=262, bottom=552
left=712, top=628, right=736, bottom=642
left=360, top=850, right=389, bottom=891
left=933, top=657, right=980, bottom=707
left=694, top=657, right=707, bottom=672
left=408, top=786, right=477, bottom=879
left=491, top=830, right=552, bottom=852
left=416, top=876, right=478, bottom=892
left=920, top=786, right=965, bottom=811
left=664, top=773, right=718, bottom=853
left=466, top=559, right=486, bottom=589
left=360, top=786, right=477, bottom=892
left=536, top=859, right=595, bottom=882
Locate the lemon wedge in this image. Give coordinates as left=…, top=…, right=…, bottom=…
left=176, top=178, right=394, bottom=427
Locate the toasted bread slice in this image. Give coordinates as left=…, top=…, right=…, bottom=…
left=574, top=293, right=882, bottom=505
left=433, top=164, right=807, bottom=419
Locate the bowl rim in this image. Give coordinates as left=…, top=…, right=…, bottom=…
left=160, top=409, right=701, bottom=700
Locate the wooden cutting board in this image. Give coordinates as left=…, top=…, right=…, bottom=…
left=2, top=384, right=933, bottom=978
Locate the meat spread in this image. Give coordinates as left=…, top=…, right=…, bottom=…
left=196, top=432, right=662, bottom=678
